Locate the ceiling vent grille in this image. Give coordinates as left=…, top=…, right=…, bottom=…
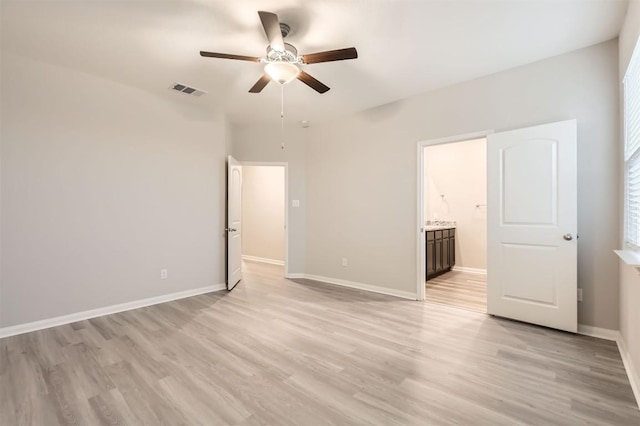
left=170, top=82, right=206, bottom=97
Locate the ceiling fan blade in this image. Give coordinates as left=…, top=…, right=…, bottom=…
left=258, top=11, right=285, bottom=51
left=297, top=71, right=330, bottom=94
left=200, top=51, right=260, bottom=62
left=249, top=74, right=271, bottom=93
left=301, top=47, right=358, bottom=64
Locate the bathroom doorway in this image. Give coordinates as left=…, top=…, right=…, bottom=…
left=418, top=134, right=488, bottom=313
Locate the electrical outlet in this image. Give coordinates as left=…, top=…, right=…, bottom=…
left=577, top=288, right=583, bottom=302
left=292, top=200, right=300, bottom=207
left=341, top=258, right=348, bottom=267
left=160, top=269, right=168, bottom=280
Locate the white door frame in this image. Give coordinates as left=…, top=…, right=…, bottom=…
left=240, top=161, right=290, bottom=277
left=416, top=130, right=493, bottom=301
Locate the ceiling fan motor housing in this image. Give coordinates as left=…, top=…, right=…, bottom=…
left=265, top=43, right=299, bottom=63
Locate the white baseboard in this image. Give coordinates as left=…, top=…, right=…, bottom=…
left=617, top=337, right=640, bottom=409
left=451, top=266, right=487, bottom=275
left=290, top=273, right=417, bottom=300
left=242, top=255, right=284, bottom=266
left=0, top=283, right=226, bottom=339
left=577, top=324, right=620, bottom=341
left=577, top=324, right=639, bottom=409
left=286, top=273, right=305, bottom=279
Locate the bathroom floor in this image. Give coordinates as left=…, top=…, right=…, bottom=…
left=425, top=270, right=487, bottom=313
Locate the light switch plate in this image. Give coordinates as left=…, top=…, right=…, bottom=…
left=292, top=200, right=300, bottom=207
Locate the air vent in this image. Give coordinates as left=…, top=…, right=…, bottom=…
left=169, top=82, right=206, bottom=97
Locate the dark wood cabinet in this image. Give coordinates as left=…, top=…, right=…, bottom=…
left=426, top=231, right=436, bottom=278
left=426, top=228, right=455, bottom=280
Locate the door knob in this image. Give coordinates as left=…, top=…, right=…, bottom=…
left=563, top=234, right=573, bottom=241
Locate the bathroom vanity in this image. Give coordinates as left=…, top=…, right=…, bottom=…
left=426, top=225, right=456, bottom=280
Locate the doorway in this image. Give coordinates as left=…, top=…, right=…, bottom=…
left=416, top=120, right=577, bottom=333
left=240, top=163, right=288, bottom=277
left=422, top=137, right=487, bottom=313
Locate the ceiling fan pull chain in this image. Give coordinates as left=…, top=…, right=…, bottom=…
left=280, top=84, right=285, bottom=150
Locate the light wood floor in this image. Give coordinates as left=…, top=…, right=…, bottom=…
left=426, top=270, right=487, bottom=313
left=2, top=262, right=639, bottom=425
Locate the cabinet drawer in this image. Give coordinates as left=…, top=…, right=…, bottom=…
left=435, top=230, right=443, bottom=239
left=426, top=231, right=435, bottom=241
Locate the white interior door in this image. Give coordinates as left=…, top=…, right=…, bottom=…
left=487, top=120, right=577, bottom=332
left=227, top=156, right=242, bottom=290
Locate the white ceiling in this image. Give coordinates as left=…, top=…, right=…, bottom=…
left=1, top=0, right=629, bottom=126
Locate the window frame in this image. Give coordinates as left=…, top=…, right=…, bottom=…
left=623, top=35, right=640, bottom=250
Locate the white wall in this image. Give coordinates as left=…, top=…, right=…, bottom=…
left=242, top=166, right=285, bottom=263
left=0, top=53, right=228, bottom=327
left=231, top=124, right=307, bottom=274
left=425, top=139, right=487, bottom=271
left=303, top=40, right=619, bottom=329
left=618, top=0, right=640, bottom=401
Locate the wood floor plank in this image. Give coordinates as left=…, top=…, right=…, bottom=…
left=0, top=260, right=638, bottom=425
left=89, top=388, right=143, bottom=426
left=426, top=269, right=487, bottom=312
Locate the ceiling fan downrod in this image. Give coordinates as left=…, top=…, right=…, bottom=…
left=280, top=84, right=285, bottom=150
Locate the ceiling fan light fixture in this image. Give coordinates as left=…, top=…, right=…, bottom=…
left=264, top=61, right=299, bottom=84
left=200, top=10, right=358, bottom=94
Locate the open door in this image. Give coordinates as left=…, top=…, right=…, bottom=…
left=487, top=120, right=577, bottom=332
left=227, top=156, right=242, bottom=290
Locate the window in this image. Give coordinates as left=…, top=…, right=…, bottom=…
left=624, top=37, right=640, bottom=248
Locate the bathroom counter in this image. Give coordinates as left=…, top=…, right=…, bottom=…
left=424, top=225, right=456, bottom=231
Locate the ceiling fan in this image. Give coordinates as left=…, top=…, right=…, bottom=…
left=200, top=11, right=358, bottom=94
